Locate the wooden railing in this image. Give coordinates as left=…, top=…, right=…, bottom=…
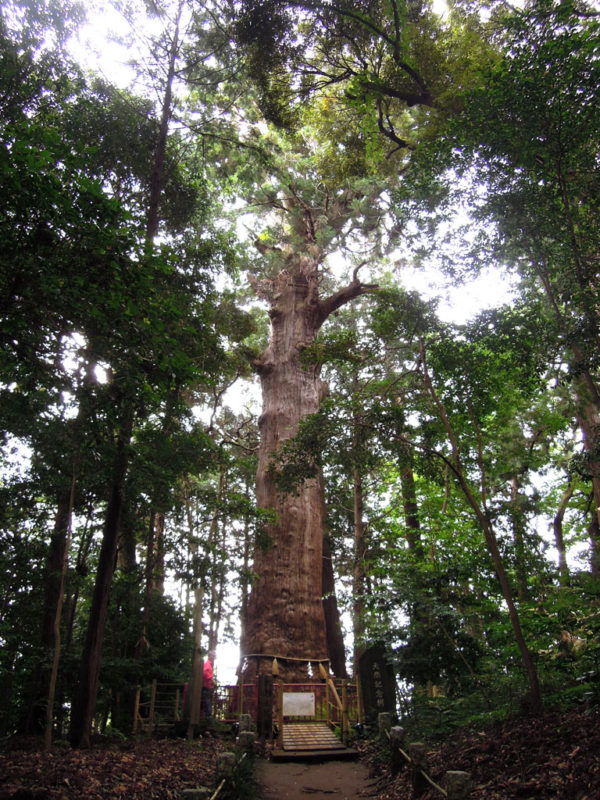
left=319, top=663, right=350, bottom=743
left=133, top=673, right=362, bottom=737
left=133, top=681, right=256, bottom=732
left=133, top=680, right=183, bottom=733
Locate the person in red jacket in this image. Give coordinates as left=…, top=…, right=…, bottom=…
left=201, top=650, right=215, bottom=718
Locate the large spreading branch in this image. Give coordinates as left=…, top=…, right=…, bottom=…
left=317, top=264, right=378, bottom=325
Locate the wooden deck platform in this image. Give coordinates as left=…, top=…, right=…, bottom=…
left=271, top=723, right=358, bottom=761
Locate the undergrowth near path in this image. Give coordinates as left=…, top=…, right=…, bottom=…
left=367, top=706, right=600, bottom=799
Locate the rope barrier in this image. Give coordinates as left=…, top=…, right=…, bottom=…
left=385, top=728, right=448, bottom=798
left=242, top=654, right=331, bottom=663
left=209, top=778, right=226, bottom=800
left=420, top=769, right=447, bottom=797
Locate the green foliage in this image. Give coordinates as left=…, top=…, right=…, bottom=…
left=0, top=519, right=48, bottom=736
left=222, top=747, right=259, bottom=800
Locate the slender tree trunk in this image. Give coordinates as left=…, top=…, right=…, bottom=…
left=533, top=253, right=600, bottom=530
left=418, top=339, right=542, bottom=712
left=239, top=481, right=252, bottom=652
left=110, top=502, right=139, bottom=733
left=553, top=485, right=573, bottom=586
left=352, top=461, right=367, bottom=675
left=510, top=476, right=528, bottom=601
left=400, top=454, right=423, bottom=556
left=25, top=490, right=71, bottom=735
left=64, top=505, right=95, bottom=655
left=322, top=527, right=347, bottom=678
left=574, top=377, right=600, bottom=531
left=399, top=448, right=439, bottom=696
left=151, top=511, right=166, bottom=595
left=44, top=465, right=77, bottom=749
left=117, top=503, right=138, bottom=572
left=461, top=475, right=541, bottom=709
left=69, top=404, right=134, bottom=748
left=187, top=583, right=205, bottom=735
left=207, top=469, right=226, bottom=655
left=145, top=0, right=183, bottom=242
left=134, top=510, right=160, bottom=660
left=588, top=506, right=600, bottom=581
left=208, top=530, right=226, bottom=657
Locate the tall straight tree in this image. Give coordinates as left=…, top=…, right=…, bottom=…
left=242, top=171, right=379, bottom=679
left=233, top=0, right=494, bottom=678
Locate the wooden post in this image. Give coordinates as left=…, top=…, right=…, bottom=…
left=325, top=678, right=331, bottom=728
left=175, top=688, right=181, bottom=721
left=341, top=679, right=348, bottom=744
left=276, top=679, right=284, bottom=748
left=355, top=675, right=364, bottom=724
left=132, top=687, right=141, bottom=733
left=408, top=743, right=429, bottom=798
left=237, top=670, right=243, bottom=715
left=257, top=674, right=273, bottom=740
left=390, top=726, right=407, bottom=776
left=149, top=680, right=157, bottom=730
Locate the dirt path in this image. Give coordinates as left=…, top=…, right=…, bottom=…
left=257, top=758, right=376, bottom=800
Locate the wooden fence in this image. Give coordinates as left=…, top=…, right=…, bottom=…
left=133, top=676, right=361, bottom=736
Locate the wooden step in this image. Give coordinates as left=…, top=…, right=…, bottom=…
left=271, top=723, right=358, bottom=761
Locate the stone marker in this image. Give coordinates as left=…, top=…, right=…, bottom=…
left=390, top=726, right=406, bottom=746
left=408, top=742, right=429, bottom=798
left=237, top=730, right=256, bottom=751
left=216, top=751, right=236, bottom=778
left=446, top=770, right=472, bottom=799
left=358, top=643, right=397, bottom=723
left=378, top=711, right=393, bottom=740
left=238, top=713, right=252, bottom=732
left=390, top=726, right=407, bottom=776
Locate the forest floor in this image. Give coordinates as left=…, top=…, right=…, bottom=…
left=0, top=734, right=222, bottom=799
left=1, top=705, right=599, bottom=799
left=366, top=704, right=600, bottom=800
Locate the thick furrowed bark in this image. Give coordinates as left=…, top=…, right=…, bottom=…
left=244, top=272, right=328, bottom=680
left=243, top=248, right=377, bottom=680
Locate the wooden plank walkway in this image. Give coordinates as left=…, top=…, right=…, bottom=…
left=272, top=723, right=358, bottom=761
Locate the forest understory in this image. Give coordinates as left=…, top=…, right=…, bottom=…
left=1, top=705, right=599, bottom=799
left=368, top=705, right=600, bottom=800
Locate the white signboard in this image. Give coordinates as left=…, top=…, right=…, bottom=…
left=283, top=692, right=315, bottom=716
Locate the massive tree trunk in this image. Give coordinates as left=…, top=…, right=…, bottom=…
left=243, top=241, right=375, bottom=680
left=244, top=263, right=328, bottom=680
